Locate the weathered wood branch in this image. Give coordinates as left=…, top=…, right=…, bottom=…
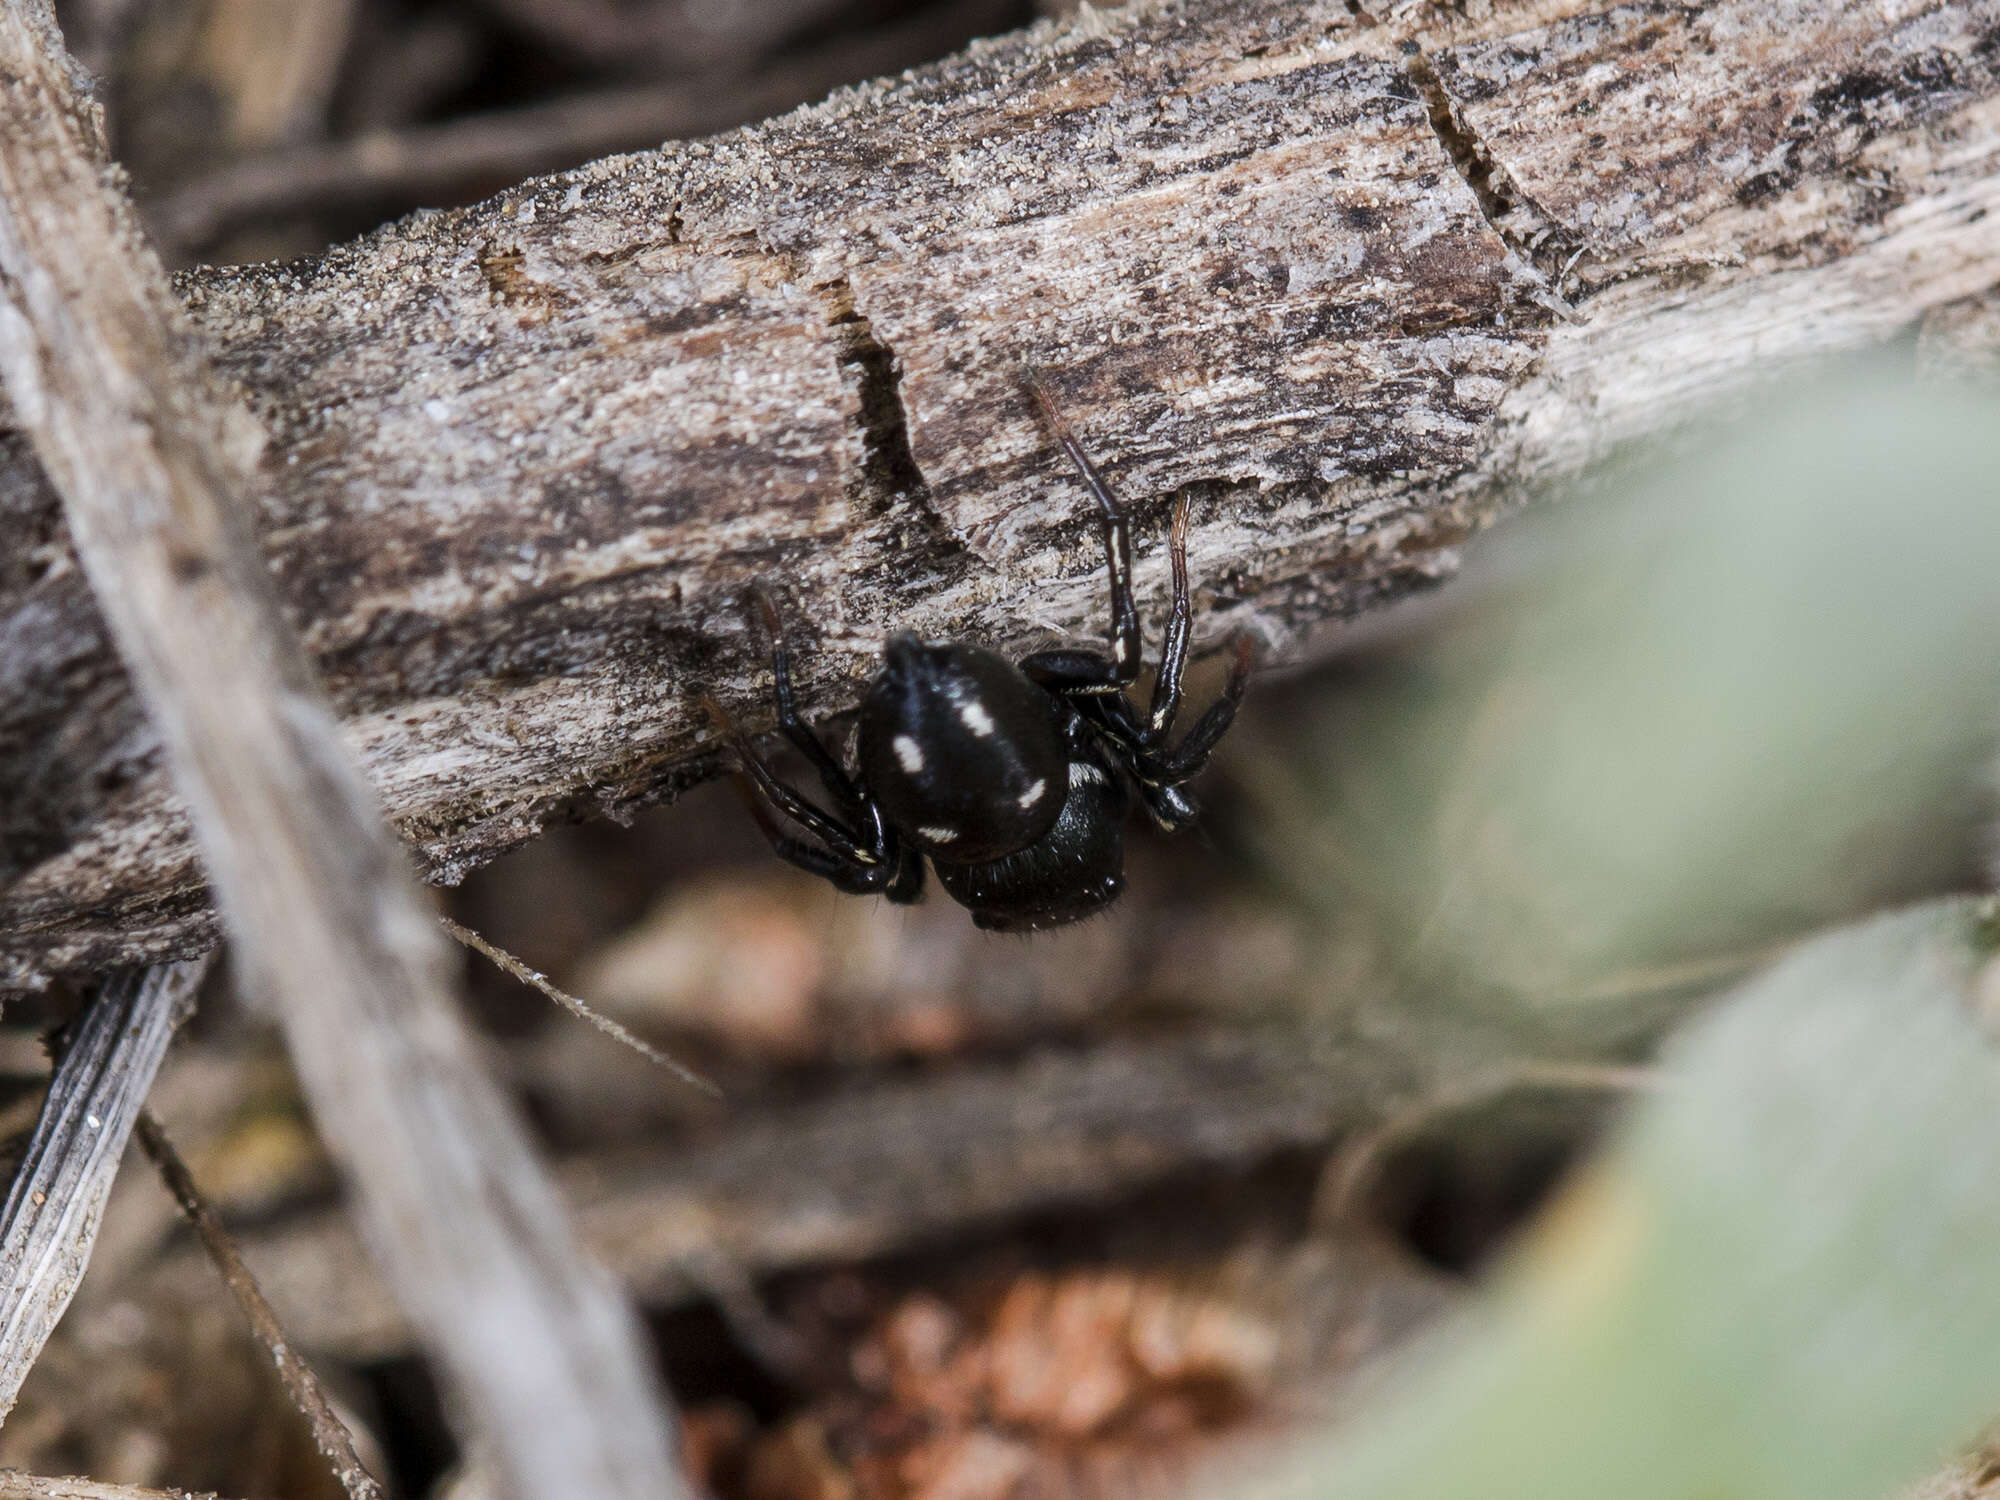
left=0, top=12, right=686, bottom=1500
left=4, top=0, right=1999, bottom=986
left=0, top=1475, right=234, bottom=1500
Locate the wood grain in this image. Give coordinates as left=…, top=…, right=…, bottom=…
left=4, top=0, right=1999, bottom=987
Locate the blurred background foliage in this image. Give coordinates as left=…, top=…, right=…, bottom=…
left=1263, top=897, right=2000, bottom=1500
left=1236, top=361, right=2000, bottom=1498
left=1245, top=371, right=2000, bottom=1029
left=52, top=0, right=1038, bottom=268
left=10, top=0, right=2000, bottom=1493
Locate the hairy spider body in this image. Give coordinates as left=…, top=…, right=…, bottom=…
left=708, top=373, right=1249, bottom=932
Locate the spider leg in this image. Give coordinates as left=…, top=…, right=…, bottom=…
left=704, top=694, right=885, bottom=867
left=1076, top=635, right=1251, bottom=786
left=1145, top=495, right=1193, bottom=743
left=752, top=587, right=875, bottom=822
left=724, top=750, right=923, bottom=903
left=1070, top=689, right=1147, bottom=747
left=1023, top=367, right=1141, bottom=686
left=734, top=784, right=902, bottom=895
left=1138, top=781, right=1200, bottom=833
left=1152, top=635, right=1253, bottom=781
left=1019, top=370, right=1250, bottom=812
left=1019, top=646, right=1133, bottom=696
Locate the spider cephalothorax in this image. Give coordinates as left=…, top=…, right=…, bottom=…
left=707, top=372, right=1249, bottom=931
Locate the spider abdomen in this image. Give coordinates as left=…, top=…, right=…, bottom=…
left=933, top=751, right=1130, bottom=932
left=855, top=637, right=1068, bottom=863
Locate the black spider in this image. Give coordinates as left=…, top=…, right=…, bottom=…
left=706, top=371, right=1250, bottom=932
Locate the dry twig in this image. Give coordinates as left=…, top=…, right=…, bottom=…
left=472, top=0, right=863, bottom=72
left=132, top=1110, right=386, bottom=1500
left=0, top=1474, right=231, bottom=1500
left=154, top=0, right=1020, bottom=255
left=440, top=914, right=718, bottom=1094
left=133, top=1025, right=1445, bottom=1358
left=0, top=11, right=687, bottom=1500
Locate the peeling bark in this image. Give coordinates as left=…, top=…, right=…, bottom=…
left=5, top=0, right=2000, bottom=987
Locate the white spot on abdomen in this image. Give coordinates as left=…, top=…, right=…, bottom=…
left=893, top=735, right=925, bottom=775
left=1016, top=778, right=1046, bottom=810
left=1069, top=761, right=1108, bottom=787
left=917, top=825, right=958, bottom=844
left=958, top=700, right=996, bottom=737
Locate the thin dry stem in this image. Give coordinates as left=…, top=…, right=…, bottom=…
left=133, top=1110, right=386, bottom=1500
left=439, top=915, right=718, bottom=1096
left=1314, top=1060, right=1663, bottom=1234
left=0, top=961, right=208, bottom=1421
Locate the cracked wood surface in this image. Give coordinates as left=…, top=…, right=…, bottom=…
left=5, top=0, right=2000, bottom=987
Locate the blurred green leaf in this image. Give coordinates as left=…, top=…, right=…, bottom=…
left=1256, top=898, right=2000, bottom=1500
left=1252, top=365, right=2000, bottom=1013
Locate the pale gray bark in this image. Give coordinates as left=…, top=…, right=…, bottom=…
left=4, top=0, right=2000, bottom=991
left=0, top=10, right=686, bottom=1500
left=0, top=1475, right=236, bottom=1500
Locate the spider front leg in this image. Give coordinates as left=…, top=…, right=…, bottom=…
left=1145, top=494, right=1193, bottom=743
left=728, top=778, right=924, bottom=900
left=1020, top=367, right=1142, bottom=694
left=1083, top=629, right=1254, bottom=833
left=1061, top=489, right=1200, bottom=746
left=1017, top=369, right=1251, bottom=826
left=1018, top=370, right=1201, bottom=734
left=1022, top=474, right=1215, bottom=760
